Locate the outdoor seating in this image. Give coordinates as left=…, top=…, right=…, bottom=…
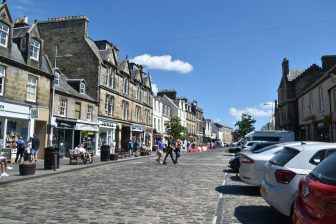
left=69, top=149, right=92, bottom=165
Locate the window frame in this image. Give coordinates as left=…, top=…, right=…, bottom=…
left=80, top=83, right=85, bottom=94
left=59, top=99, right=67, bottom=117
left=122, top=101, right=128, bottom=120
left=26, top=74, right=38, bottom=102
left=319, top=86, right=324, bottom=112
left=75, top=102, right=81, bottom=119
left=87, top=105, right=93, bottom=121
left=29, top=39, right=40, bottom=61
left=0, top=22, right=9, bottom=48
left=0, top=65, right=5, bottom=96
left=54, top=72, right=60, bottom=86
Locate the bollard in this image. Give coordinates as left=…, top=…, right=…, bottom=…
left=54, top=153, right=57, bottom=171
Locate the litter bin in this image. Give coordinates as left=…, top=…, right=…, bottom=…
left=44, top=146, right=60, bottom=170
left=100, top=145, right=110, bottom=161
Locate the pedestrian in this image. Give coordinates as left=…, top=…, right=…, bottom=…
left=31, top=134, right=40, bottom=162
left=175, top=139, right=182, bottom=164
left=163, top=136, right=176, bottom=165
left=133, top=139, right=139, bottom=157
left=110, top=140, right=116, bottom=154
left=0, top=150, right=13, bottom=177
left=156, top=138, right=164, bottom=164
left=15, top=136, right=25, bottom=164
left=128, top=139, right=133, bottom=156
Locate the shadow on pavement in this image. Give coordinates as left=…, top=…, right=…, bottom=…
left=230, top=175, right=241, bottom=182
left=215, top=185, right=260, bottom=196
left=223, top=169, right=238, bottom=174
left=234, top=205, right=290, bottom=224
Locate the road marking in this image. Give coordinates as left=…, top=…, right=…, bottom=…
left=213, top=173, right=227, bottom=224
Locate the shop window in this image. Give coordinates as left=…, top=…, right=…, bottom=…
left=29, top=39, right=40, bottom=61
left=87, top=105, right=93, bottom=121
left=75, top=102, right=81, bottom=119
left=0, top=65, right=5, bottom=95
left=60, top=99, right=67, bottom=117
left=0, top=22, right=9, bottom=48
left=26, top=75, right=37, bottom=102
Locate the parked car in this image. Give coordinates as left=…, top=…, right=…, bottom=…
left=260, top=143, right=336, bottom=217
left=239, top=141, right=321, bottom=186
left=292, top=152, right=336, bottom=224
left=229, top=142, right=277, bottom=172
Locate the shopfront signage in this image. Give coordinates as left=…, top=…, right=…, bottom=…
left=30, top=108, right=39, bottom=119
left=76, top=123, right=99, bottom=132
left=98, top=120, right=116, bottom=128
left=56, top=121, right=76, bottom=129
left=0, top=102, right=30, bottom=119
left=132, top=125, right=144, bottom=132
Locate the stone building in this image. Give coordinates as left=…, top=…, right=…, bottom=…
left=38, top=16, right=153, bottom=152
left=191, top=101, right=204, bottom=145
left=297, top=56, right=336, bottom=141
left=185, top=100, right=196, bottom=142
left=51, top=68, right=98, bottom=157
left=153, top=95, right=171, bottom=145
left=275, top=58, right=322, bottom=138
left=0, top=1, right=52, bottom=159
left=222, top=125, right=233, bottom=144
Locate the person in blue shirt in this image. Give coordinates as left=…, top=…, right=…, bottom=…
left=15, top=136, right=25, bottom=163
left=156, top=138, right=164, bottom=164
left=31, top=134, right=40, bottom=162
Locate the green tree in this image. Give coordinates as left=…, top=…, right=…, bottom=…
left=234, top=113, right=256, bottom=139
left=164, top=116, right=188, bottom=140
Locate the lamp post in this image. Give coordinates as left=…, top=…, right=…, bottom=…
left=264, top=102, right=274, bottom=130
left=48, top=46, right=72, bottom=146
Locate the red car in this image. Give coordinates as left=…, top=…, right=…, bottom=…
left=292, top=153, right=336, bottom=224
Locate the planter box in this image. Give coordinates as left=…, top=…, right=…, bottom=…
left=110, top=153, right=118, bottom=160
left=19, top=163, right=36, bottom=176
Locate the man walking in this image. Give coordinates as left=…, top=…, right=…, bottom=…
left=15, top=136, right=25, bottom=163
left=31, top=134, right=40, bottom=162
left=163, top=136, right=176, bottom=165
left=156, top=138, right=164, bottom=164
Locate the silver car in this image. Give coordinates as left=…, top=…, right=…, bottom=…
left=239, top=141, right=321, bottom=186
left=260, top=143, right=336, bottom=216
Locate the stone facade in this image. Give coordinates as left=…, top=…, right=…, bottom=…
left=39, top=17, right=153, bottom=150
left=0, top=2, right=52, bottom=158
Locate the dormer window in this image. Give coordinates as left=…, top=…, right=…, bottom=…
left=29, top=39, right=40, bottom=60
left=0, top=22, right=9, bottom=48
left=80, top=83, right=85, bottom=94
left=54, top=72, right=60, bottom=86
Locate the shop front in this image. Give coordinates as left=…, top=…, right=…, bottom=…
left=131, top=124, right=144, bottom=144
left=75, top=121, right=99, bottom=155
left=53, top=118, right=76, bottom=158
left=98, top=117, right=116, bottom=150
left=0, top=101, right=31, bottom=162
left=144, top=127, right=153, bottom=150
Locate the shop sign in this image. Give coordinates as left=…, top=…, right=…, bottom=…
left=76, top=123, right=99, bottom=132
left=57, top=121, right=76, bottom=129
left=132, top=124, right=144, bottom=132
left=98, top=120, right=116, bottom=128
left=30, top=108, right=39, bottom=119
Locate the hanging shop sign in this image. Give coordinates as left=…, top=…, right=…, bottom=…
left=30, top=108, right=39, bottom=119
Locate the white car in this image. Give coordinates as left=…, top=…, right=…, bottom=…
left=260, top=143, right=336, bottom=217
left=239, top=141, right=322, bottom=186
left=241, top=141, right=266, bottom=151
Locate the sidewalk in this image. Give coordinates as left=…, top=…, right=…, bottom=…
left=0, top=153, right=155, bottom=185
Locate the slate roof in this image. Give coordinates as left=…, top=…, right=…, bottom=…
left=13, top=26, right=30, bottom=38
left=287, top=70, right=304, bottom=81
left=84, top=37, right=102, bottom=64
left=55, top=69, right=96, bottom=101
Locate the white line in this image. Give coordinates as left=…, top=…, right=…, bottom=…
left=213, top=172, right=227, bottom=224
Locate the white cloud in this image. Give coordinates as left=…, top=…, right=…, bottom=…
left=229, top=104, right=273, bottom=120
left=130, top=54, right=193, bottom=74
left=152, top=83, right=159, bottom=95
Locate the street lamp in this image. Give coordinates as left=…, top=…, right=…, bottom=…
left=48, top=46, right=72, bottom=146
left=264, top=102, right=274, bottom=130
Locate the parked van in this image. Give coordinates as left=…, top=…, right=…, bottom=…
left=244, top=130, right=294, bottom=143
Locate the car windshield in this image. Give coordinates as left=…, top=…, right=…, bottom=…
left=310, top=153, right=336, bottom=186
left=253, top=144, right=279, bottom=153
left=269, top=147, right=300, bottom=166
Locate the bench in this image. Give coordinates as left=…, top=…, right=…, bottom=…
left=69, top=149, right=93, bottom=165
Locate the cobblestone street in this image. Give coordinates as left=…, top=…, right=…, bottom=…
left=0, top=149, right=290, bottom=224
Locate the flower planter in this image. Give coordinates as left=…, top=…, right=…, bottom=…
left=140, top=150, right=148, bottom=156
left=19, top=163, right=36, bottom=176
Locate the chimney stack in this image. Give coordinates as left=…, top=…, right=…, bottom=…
left=321, top=55, right=336, bottom=72
left=282, top=58, right=289, bottom=79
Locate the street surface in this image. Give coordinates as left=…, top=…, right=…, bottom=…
left=0, top=148, right=290, bottom=224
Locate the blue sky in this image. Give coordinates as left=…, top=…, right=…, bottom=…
left=8, top=0, right=336, bottom=129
